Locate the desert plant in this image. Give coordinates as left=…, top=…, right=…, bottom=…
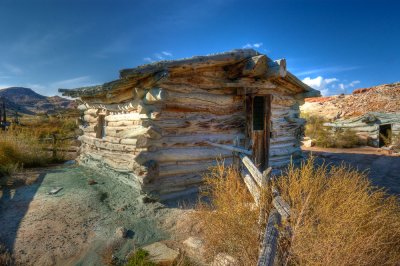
left=275, top=157, right=400, bottom=265
left=0, top=244, right=14, bottom=266
left=125, top=248, right=156, bottom=266
left=196, top=158, right=400, bottom=265
left=195, top=162, right=271, bottom=265
left=302, top=114, right=360, bottom=148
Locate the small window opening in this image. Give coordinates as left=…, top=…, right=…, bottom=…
left=96, top=114, right=106, bottom=139
left=253, top=96, right=265, bottom=130
left=379, top=124, right=392, bottom=147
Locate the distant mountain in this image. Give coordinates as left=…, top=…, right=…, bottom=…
left=0, top=87, right=76, bottom=115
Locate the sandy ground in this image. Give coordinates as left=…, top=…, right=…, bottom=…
left=303, top=146, right=400, bottom=195
left=1, top=147, right=399, bottom=265
left=0, top=164, right=199, bottom=265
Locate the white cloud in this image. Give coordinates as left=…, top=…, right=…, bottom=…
left=302, top=76, right=361, bottom=96
left=243, top=42, right=263, bottom=49
left=302, top=76, right=338, bottom=96
left=295, top=66, right=360, bottom=77
left=51, top=76, right=94, bottom=89
left=161, top=51, right=172, bottom=57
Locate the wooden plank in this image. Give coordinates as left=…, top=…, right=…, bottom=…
left=253, top=130, right=265, bottom=169
left=245, top=94, right=252, bottom=150
left=272, top=195, right=291, bottom=220
left=239, top=153, right=264, bottom=187
left=205, top=141, right=252, bottom=156
left=241, top=169, right=260, bottom=205
left=257, top=209, right=281, bottom=266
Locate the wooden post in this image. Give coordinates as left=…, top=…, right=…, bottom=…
left=257, top=209, right=281, bottom=266
left=233, top=136, right=240, bottom=172
left=52, top=134, right=57, bottom=159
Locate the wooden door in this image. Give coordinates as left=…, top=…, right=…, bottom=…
left=245, top=95, right=272, bottom=170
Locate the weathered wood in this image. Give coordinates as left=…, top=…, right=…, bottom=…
left=265, top=59, right=287, bottom=79
left=264, top=95, right=272, bottom=168
left=239, top=153, right=264, bottom=187
left=257, top=209, right=281, bottom=266
left=272, top=195, right=291, bottom=220
left=205, top=141, right=252, bottom=156
left=241, top=169, right=261, bottom=205
left=253, top=130, right=266, bottom=170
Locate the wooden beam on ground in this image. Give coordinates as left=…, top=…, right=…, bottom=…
left=272, top=195, right=291, bottom=220
left=241, top=169, right=261, bottom=205
left=239, top=153, right=264, bottom=187
left=257, top=209, right=281, bottom=266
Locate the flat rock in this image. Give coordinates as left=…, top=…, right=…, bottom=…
left=211, top=253, right=237, bottom=266
left=142, top=242, right=179, bottom=264
left=183, top=237, right=203, bottom=250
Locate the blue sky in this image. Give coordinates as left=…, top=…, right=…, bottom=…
left=0, top=0, right=399, bottom=96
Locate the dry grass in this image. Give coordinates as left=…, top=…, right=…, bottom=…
left=276, top=158, right=400, bottom=265
left=195, top=162, right=271, bottom=265
left=0, top=244, right=14, bottom=266
left=196, top=158, right=400, bottom=265
left=0, top=115, right=78, bottom=177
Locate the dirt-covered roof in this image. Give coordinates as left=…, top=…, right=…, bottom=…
left=59, top=49, right=317, bottom=98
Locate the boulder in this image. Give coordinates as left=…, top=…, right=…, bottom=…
left=142, top=242, right=179, bottom=265
left=115, top=227, right=127, bottom=238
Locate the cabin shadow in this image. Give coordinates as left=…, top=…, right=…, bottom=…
left=0, top=169, right=64, bottom=252
left=303, top=150, right=400, bottom=195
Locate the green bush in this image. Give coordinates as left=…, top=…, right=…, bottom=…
left=302, top=114, right=360, bottom=148
left=125, top=249, right=156, bottom=266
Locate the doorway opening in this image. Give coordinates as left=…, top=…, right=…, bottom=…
left=379, top=124, right=392, bottom=147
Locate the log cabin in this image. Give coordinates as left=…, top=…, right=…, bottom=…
left=59, top=49, right=320, bottom=200
left=324, top=112, right=400, bottom=147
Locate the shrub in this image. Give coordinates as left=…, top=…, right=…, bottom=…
left=125, top=248, right=156, bottom=266
left=196, top=158, right=400, bottom=265
left=195, top=162, right=270, bottom=264
left=302, top=114, right=359, bottom=148
left=0, top=244, right=14, bottom=266
left=275, top=157, right=400, bottom=265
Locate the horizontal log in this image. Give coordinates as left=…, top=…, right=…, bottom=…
left=205, top=141, right=252, bottom=156
left=158, top=158, right=233, bottom=177
left=136, top=147, right=232, bottom=163
left=265, top=59, right=287, bottom=79
left=148, top=133, right=245, bottom=148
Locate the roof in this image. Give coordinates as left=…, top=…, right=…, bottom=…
left=59, top=49, right=319, bottom=98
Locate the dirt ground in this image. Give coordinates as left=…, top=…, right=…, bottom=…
left=303, top=146, right=400, bottom=195
left=1, top=147, right=399, bottom=265
left=0, top=164, right=200, bottom=265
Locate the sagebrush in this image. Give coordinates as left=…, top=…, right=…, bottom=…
left=196, top=158, right=400, bottom=265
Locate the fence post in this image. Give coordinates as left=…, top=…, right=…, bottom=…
left=52, top=133, right=57, bottom=159
left=233, top=136, right=240, bottom=172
